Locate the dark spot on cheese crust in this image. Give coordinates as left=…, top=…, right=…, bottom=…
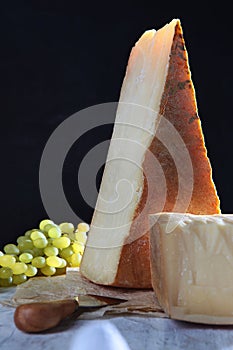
left=177, top=80, right=190, bottom=90
left=168, top=80, right=190, bottom=96
left=189, top=114, right=199, bottom=124
left=177, top=52, right=187, bottom=60
left=178, top=44, right=185, bottom=51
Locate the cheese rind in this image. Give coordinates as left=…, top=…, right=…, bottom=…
left=80, top=19, right=220, bottom=288
left=150, top=213, right=233, bottom=324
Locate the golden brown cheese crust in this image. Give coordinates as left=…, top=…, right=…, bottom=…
left=113, top=21, right=220, bottom=288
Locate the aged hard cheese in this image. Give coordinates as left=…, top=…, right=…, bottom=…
left=150, top=213, right=233, bottom=324
left=80, top=19, right=220, bottom=288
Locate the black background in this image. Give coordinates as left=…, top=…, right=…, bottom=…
left=1, top=1, right=232, bottom=247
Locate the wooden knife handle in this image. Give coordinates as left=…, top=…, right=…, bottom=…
left=14, top=300, right=78, bottom=333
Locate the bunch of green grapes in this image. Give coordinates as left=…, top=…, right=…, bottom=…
left=0, top=220, right=89, bottom=287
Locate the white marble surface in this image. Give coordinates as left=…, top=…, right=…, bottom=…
left=1, top=287, right=233, bottom=350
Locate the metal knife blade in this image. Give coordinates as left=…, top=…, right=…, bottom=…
left=77, top=294, right=127, bottom=307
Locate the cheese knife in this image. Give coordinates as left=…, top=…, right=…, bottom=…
left=14, top=294, right=126, bottom=333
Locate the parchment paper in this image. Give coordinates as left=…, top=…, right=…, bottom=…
left=2, top=268, right=166, bottom=320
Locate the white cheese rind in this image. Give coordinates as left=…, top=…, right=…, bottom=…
left=149, top=213, right=233, bottom=324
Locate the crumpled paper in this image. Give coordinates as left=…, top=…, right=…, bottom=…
left=2, top=268, right=166, bottom=320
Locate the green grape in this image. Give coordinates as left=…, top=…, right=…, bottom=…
left=17, top=236, right=27, bottom=244
left=12, top=262, right=28, bottom=275
left=77, top=223, right=89, bottom=233
left=32, top=248, right=44, bottom=257
left=58, top=258, right=67, bottom=268
left=0, top=255, right=16, bottom=267
left=0, top=267, right=13, bottom=278
left=30, top=231, right=46, bottom=240
left=32, top=256, right=46, bottom=268
left=33, top=237, right=48, bottom=248
left=70, top=253, right=82, bottom=267
left=48, top=227, right=61, bottom=239
left=39, top=219, right=54, bottom=231
left=22, top=249, right=35, bottom=256
left=44, top=246, right=59, bottom=257
left=25, top=265, right=38, bottom=277
left=43, top=223, right=56, bottom=234
left=75, top=231, right=87, bottom=244
left=59, top=222, right=74, bottom=234
left=0, top=218, right=78, bottom=286
left=24, top=230, right=32, bottom=237
left=17, top=239, right=34, bottom=252
left=47, top=238, right=54, bottom=246
left=40, top=265, right=56, bottom=276
left=65, top=255, right=72, bottom=265
left=3, top=244, right=20, bottom=255
left=46, top=256, right=63, bottom=268
left=12, top=274, right=27, bottom=285
left=19, top=253, right=33, bottom=263
left=0, top=276, right=13, bottom=287
left=62, top=233, right=69, bottom=238
left=11, top=255, right=19, bottom=262
left=53, top=236, right=70, bottom=249
left=59, top=246, right=73, bottom=259
left=30, top=229, right=40, bottom=234
left=72, top=242, right=85, bottom=254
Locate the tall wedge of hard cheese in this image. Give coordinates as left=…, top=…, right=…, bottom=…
left=150, top=213, right=233, bottom=324
left=80, top=19, right=220, bottom=288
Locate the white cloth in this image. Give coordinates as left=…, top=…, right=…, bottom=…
left=69, top=321, right=131, bottom=350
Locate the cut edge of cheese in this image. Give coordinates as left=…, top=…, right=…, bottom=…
left=80, top=19, right=179, bottom=286
left=149, top=213, right=233, bottom=324
left=80, top=19, right=220, bottom=288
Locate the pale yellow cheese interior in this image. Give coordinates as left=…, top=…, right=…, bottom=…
left=150, top=213, right=233, bottom=324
